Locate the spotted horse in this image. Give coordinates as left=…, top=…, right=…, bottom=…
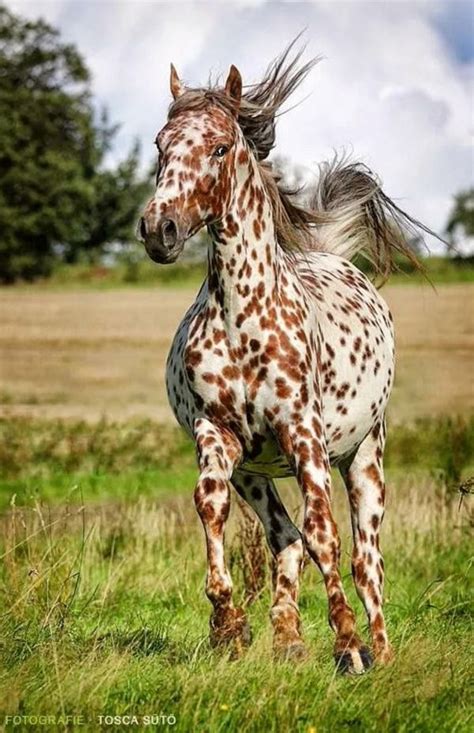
left=139, top=44, right=436, bottom=674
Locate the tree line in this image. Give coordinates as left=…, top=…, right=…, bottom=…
left=0, top=5, right=150, bottom=283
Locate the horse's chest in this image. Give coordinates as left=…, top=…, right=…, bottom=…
left=183, top=332, right=264, bottom=443
left=167, top=311, right=249, bottom=436
left=167, top=305, right=313, bottom=458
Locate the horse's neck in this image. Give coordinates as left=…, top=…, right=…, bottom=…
left=206, top=161, right=279, bottom=336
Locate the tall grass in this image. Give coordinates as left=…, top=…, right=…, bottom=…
left=0, top=417, right=193, bottom=480
left=0, top=415, right=472, bottom=730
left=0, top=473, right=471, bottom=731
left=1, top=415, right=473, bottom=480
left=1, top=415, right=472, bottom=508
left=385, top=415, right=474, bottom=485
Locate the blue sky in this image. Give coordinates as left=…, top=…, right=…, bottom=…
left=432, top=1, right=474, bottom=63
left=8, top=1, right=474, bottom=251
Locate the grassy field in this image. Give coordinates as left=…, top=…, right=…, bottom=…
left=1, top=282, right=473, bottom=423
left=0, top=277, right=473, bottom=731
left=0, top=418, right=472, bottom=732
left=12, top=255, right=474, bottom=291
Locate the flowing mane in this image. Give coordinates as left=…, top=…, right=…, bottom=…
left=168, top=40, right=440, bottom=279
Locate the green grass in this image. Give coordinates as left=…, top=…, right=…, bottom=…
left=8, top=255, right=474, bottom=291
left=0, top=415, right=473, bottom=731
left=389, top=256, right=474, bottom=284
left=1, top=415, right=472, bottom=508
left=0, top=417, right=194, bottom=476
left=0, top=482, right=472, bottom=731
left=11, top=260, right=207, bottom=291
left=0, top=467, right=198, bottom=509
left=362, top=254, right=474, bottom=285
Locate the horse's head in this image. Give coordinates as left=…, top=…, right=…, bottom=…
left=139, top=64, right=247, bottom=264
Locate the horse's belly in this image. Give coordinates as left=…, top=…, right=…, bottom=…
left=241, top=437, right=294, bottom=478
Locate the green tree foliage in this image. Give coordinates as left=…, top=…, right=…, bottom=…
left=0, top=6, right=150, bottom=282
left=446, top=188, right=474, bottom=251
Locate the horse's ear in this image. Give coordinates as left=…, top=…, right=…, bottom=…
left=170, top=63, right=184, bottom=100
left=224, top=65, right=242, bottom=109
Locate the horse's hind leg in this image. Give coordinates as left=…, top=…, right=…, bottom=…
left=283, top=416, right=372, bottom=674
left=232, top=471, right=306, bottom=660
left=339, top=419, right=393, bottom=665
left=193, top=418, right=250, bottom=656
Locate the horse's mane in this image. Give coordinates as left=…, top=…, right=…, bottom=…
left=168, top=39, right=441, bottom=279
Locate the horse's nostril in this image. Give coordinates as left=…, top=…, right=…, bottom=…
left=139, top=217, right=147, bottom=240
left=162, top=219, right=176, bottom=236
left=161, top=218, right=178, bottom=249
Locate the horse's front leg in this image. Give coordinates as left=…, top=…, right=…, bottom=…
left=193, top=418, right=250, bottom=656
left=284, top=415, right=373, bottom=674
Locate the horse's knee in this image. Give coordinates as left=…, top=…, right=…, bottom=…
left=194, top=477, right=230, bottom=526
left=303, top=521, right=340, bottom=571
left=206, top=573, right=233, bottom=605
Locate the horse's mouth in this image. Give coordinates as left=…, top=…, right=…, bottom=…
left=144, top=237, right=185, bottom=265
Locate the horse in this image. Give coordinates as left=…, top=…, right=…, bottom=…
left=139, top=44, right=434, bottom=674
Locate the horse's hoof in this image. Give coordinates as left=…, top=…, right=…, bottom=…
left=229, top=616, right=252, bottom=659
left=274, top=640, right=308, bottom=663
left=209, top=607, right=251, bottom=657
left=374, top=643, right=394, bottom=666
left=228, top=630, right=251, bottom=660
left=334, top=644, right=373, bottom=675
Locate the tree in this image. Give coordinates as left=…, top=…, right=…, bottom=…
left=446, top=189, right=474, bottom=254
left=0, top=6, right=150, bottom=282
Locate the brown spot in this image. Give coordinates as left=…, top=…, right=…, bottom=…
left=237, top=149, right=249, bottom=165
left=275, top=377, right=292, bottom=399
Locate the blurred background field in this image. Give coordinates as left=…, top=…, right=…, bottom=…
left=1, top=276, right=472, bottom=424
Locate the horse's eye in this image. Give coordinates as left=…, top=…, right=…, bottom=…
left=213, top=145, right=229, bottom=158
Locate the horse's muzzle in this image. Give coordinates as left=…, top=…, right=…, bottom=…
left=138, top=216, right=185, bottom=264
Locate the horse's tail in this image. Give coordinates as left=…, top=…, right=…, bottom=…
left=310, top=156, right=442, bottom=280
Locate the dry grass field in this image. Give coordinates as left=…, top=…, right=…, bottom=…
left=0, top=282, right=473, bottom=423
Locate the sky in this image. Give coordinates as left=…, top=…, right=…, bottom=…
left=7, top=0, right=474, bottom=252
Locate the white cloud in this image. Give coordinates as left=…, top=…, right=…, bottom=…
left=6, top=0, right=474, bottom=252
